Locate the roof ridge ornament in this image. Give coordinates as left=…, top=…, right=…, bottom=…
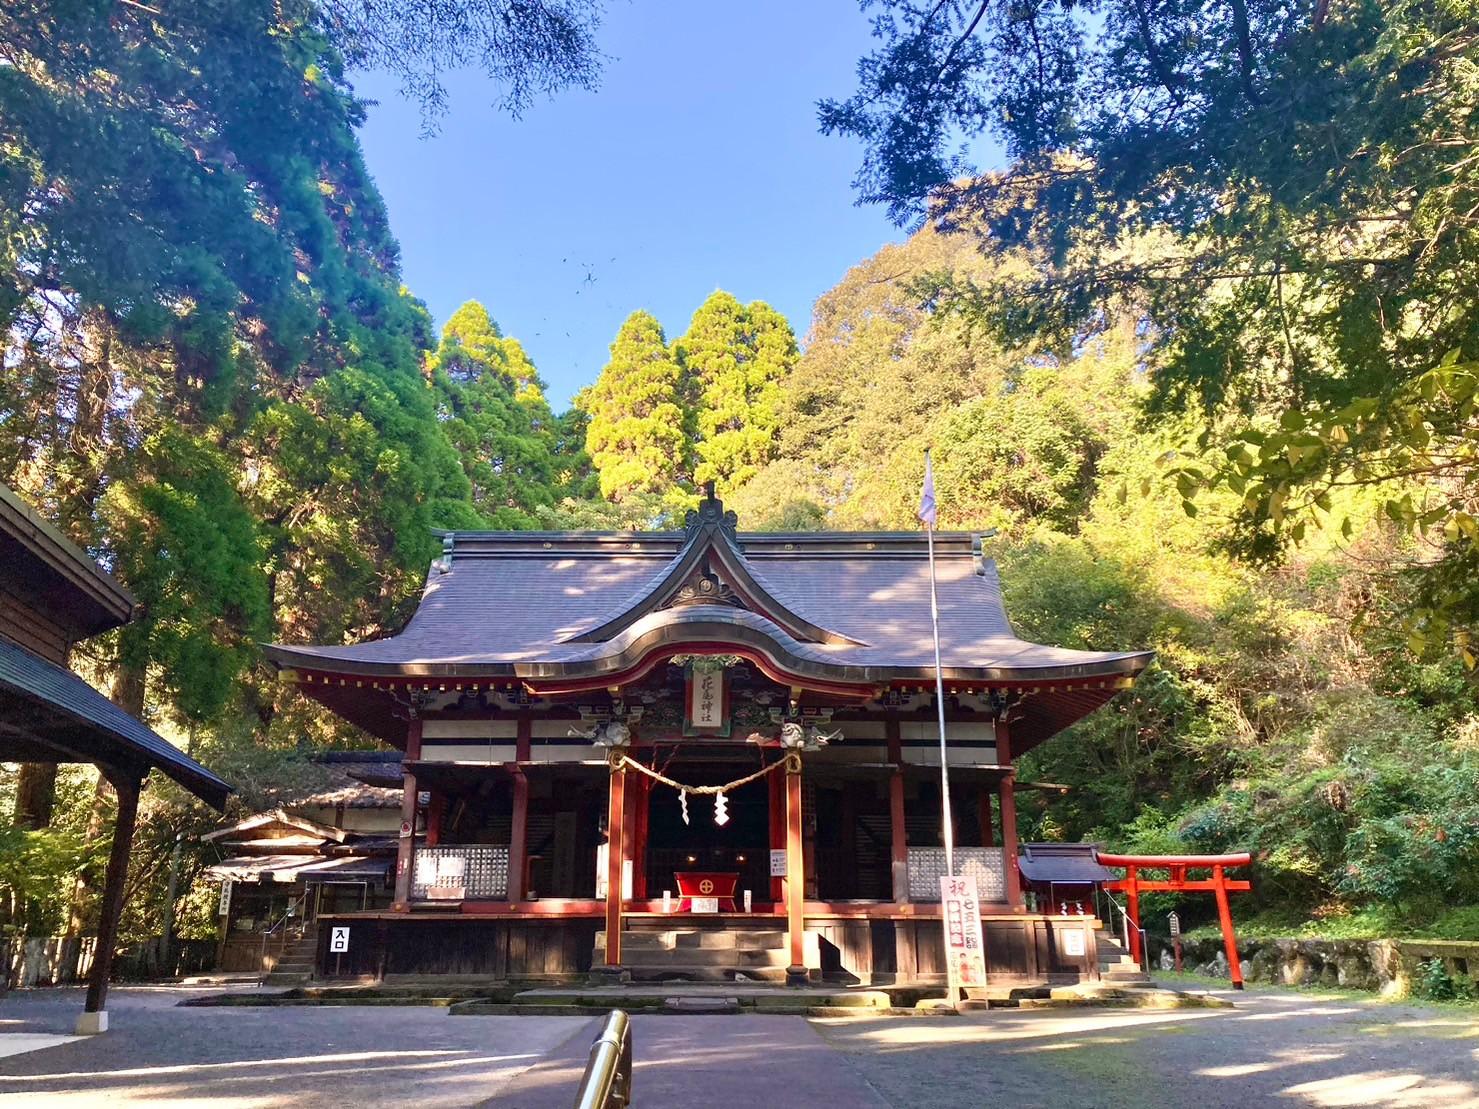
left=684, top=482, right=739, bottom=543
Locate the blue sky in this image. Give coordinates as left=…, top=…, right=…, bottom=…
left=350, top=2, right=920, bottom=409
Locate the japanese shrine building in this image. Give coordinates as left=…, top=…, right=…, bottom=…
left=264, top=492, right=1151, bottom=985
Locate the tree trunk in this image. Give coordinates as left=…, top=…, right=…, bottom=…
left=60, top=661, right=146, bottom=981
left=13, top=762, right=58, bottom=829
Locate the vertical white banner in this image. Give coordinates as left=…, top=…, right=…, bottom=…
left=940, top=873, right=988, bottom=993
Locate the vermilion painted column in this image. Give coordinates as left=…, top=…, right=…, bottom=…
left=784, top=755, right=807, bottom=985
left=79, top=768, right=143, bottom=1033
left=393, top=718, right=423, bottom=909
left=768, top=768, right=785, bottom=904
left=1213, top=865, right=1245, bottom=989
left=997, top=720, right=1023, bottom=911
left=1125, top=866, right=1142, bottom=964
left=507, top=716, right=531, bottom=901
left=887, top=718, right=909, bottom=903
left=604, top=760, right=626, bottom=967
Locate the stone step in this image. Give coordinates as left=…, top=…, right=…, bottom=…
left=593, top=945, right=791, bottom=968
left=262, top=972, right=312, bottom=986
left=595, top=929, right=785, bottom=951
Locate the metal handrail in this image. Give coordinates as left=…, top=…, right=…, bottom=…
left=574, top=1009, right=632, bottom=1109
left=257, top=908, right=301, bottom=985
left=1097, top=889, right=1148, bottom=965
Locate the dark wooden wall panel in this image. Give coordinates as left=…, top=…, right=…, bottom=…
left=0, top=587, right=70, bottom=665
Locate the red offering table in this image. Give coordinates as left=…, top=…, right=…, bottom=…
left=674, top=871, right=739, bottom=912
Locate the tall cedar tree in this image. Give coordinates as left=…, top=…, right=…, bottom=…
left=675, top=292, right=797, bottom=494
left=429, top=301, right=561, bottom=525
left=583, top=311, right=691, bottom=502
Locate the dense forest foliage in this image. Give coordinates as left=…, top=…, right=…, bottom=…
left=2, top=0, right=1477, bottom=950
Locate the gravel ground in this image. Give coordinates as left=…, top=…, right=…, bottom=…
left=0, top=985, right=586, bottom=1107
left=815, top=986, right=1479, bottom=1108
left=1, top=983, right=1476, bottom=1107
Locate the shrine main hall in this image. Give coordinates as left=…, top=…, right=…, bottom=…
left=264, top=492, right=1150, bottom=986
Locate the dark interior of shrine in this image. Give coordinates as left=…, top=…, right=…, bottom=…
left=644, top=759, right=769, bottom=903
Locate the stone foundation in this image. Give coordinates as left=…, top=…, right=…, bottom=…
left=1152, top=935, right=1479, bottom=997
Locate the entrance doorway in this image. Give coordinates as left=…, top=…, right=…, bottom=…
left=643, top=760, right=769, bottom=908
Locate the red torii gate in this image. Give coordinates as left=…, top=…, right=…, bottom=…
left=1095, top=851, right=1253, bottom=989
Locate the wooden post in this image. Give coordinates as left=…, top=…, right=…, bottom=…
left=1213, top=865, right=1245, bottom=989
left=392, top=719, right=423, bottom=909
left=996, top=722, right=1023, bottom=911
left=507, top=717, right=532, bottom=901
left=631, top=774, right=650, bottom=901
left=784, top=754, right=807, bottom=985
left=887, top=719, right=909, bottom=903
left=978, top=786, right=995, bottom=848
left=79, top=767, right=143, bottom=1034
left=604, top=759, right=626, bottom=967
left=426, top=792, right=444, bottom=847
left=768, top=768, right=785, bottom=904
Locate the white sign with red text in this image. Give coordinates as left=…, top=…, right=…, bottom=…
left=940, top=874, right=988, bottom=992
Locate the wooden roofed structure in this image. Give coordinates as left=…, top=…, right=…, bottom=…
left=0, top=483, right=232, bottom=1031
left=264, top=490, right=1151, bottom=987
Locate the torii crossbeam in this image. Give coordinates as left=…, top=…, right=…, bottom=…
left=1095, top=851, right=1253, bottom=989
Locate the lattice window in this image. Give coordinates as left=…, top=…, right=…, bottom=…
left=908, top=847, right=1005, bottom=902
left=412, top=846, right=508, bottom=900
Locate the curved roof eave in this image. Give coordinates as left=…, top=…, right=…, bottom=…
left=261, top=620, right=1153, bottom=690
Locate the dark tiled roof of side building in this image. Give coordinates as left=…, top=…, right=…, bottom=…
left=0, top=639, right=232, bottom=809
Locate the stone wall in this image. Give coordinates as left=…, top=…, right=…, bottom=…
left=1152, top=935, right=1479, bottom=997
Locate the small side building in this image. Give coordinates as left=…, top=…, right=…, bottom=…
left=0, top=483, right=232, bottom=1031
left=204, top=753, right=400, bottom=976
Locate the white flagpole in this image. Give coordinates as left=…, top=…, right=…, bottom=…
left=923, top=451, right=955, bottom=878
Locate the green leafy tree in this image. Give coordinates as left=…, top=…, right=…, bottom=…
left=429, top=301, right=559, bottom=525
left=676, top=292, right=797, bottom=493
left=99, top=431, right=271, bottom=726
left=824, top=0, right=1479, bottom=659
left=582, top=311, right=691, bottom=502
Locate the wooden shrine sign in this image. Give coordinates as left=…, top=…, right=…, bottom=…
left=941, top=874, right=988, bottom=993
left=683, top=664, right=731, bottom=736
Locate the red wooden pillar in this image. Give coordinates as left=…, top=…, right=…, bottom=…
left=426, top=792, right=445, bottom=847
left=604, top=760, right=626, bottom=966
left=507, top=716, right=531, bottom=901
left=996, top=721, right=1023, bottom=911
left=784, top=754, right=807, bottom=985
left=1125, top=865, right=1142, bottom=964
left=78, top=767, right=143, bottom=1033
left=393, top=719, right=423, bottom=909
left=1213, top=864, right=1245, bottom=989
left=768, top=767, right=786, bottom=904
left=887, top=718, right=909, bottom=903
left=624, top=770, right=649, bottom=901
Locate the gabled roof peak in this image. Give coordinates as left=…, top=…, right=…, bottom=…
left=683, top=482, right=740, bottom=544
left=563, top=488, right=865, bottom=647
